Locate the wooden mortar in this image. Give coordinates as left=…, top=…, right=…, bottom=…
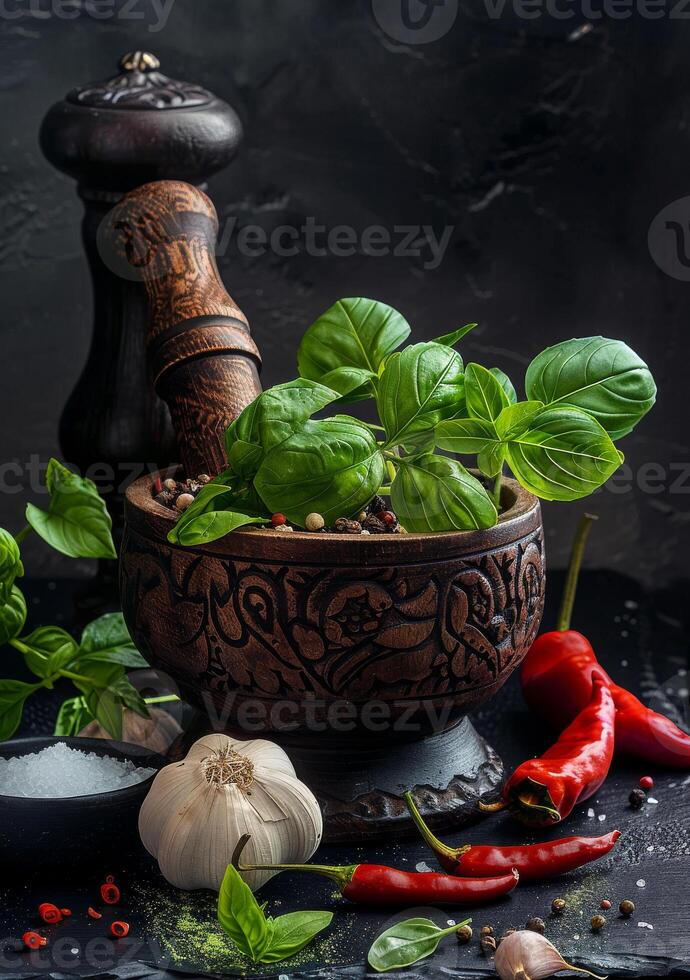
left=114, top=181, right=546, bottom=840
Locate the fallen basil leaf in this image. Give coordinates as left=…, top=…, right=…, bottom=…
left=168, top=510, right=266, bottom=546
left=525, top=336, right=656, bottom=439
left=259, top=910, right=334, bottom=963
left=391, top=454, right=497, bottom=531
left=298, top=297, right=410, bottom=384
left=368, top=917, right=471, bottom=973
left=218, top=864, right=273, bottom=962
left=26, top=459, right=116, bottom=559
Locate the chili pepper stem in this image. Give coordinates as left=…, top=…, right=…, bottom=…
left=404, top=791, right=470, bottom=862
left=478, top=800, right=507, bottom=813
left=556, top=513, right=598, bottom=632
left=231, top=833, right=356, bottom=892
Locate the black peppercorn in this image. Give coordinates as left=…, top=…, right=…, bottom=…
left=526, top=917, right=546, bottom=934
left=480, top=935, right=497, bottom=953
left=480, top=925, right=493, bottom=937
left=456, top=925, right=472, bottom=943
left=619, top=899, right=635, bottom=917
left=362, top=514, right=386, bottom=534
left=551, top=898, right=567, bottom=914
left=334, top=518, right=362, bottom=534
left=368, top=495, right=387, bottom=514
left=591, top=914, right=606, bottom=932
left=629, top=788, right=646, bottom=809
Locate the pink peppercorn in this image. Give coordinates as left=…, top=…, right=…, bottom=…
left=271, top=513, right=287, bottom=527
left=639, top=776, right=654, bottom=790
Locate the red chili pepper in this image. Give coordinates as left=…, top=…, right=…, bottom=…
left=153, top=475, right=163, bottom=495
left=87, top=907, right=102, bottom=920
left=23, top=931, right=47, bottom=950
left=522, top=515, right=690, bottom=769
left=482, top=677, right=615, bottom=826
left=109, top=921, right=130, bottom=939
left=232, top=834, right=518, bottom=906
left=404, top=792, right=620, bottom=879
left=100, top=876, right=121, bottom=905
left=38, top=903, right=62, bottom=925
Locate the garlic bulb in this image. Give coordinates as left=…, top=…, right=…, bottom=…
left=138, top=733, right=323, bottom=892
left=495, top=930, right=606, bottom=980
left=79, top=707, right=183, bottom=756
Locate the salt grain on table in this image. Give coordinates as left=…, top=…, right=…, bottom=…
left=0, top=742, right=155, bottom=798
left=638, top=922, right=654, bottom=930
left=637, top=879, right=646, bottom=888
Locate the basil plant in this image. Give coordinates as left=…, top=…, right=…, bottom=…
left=170, top=297, right=656, bottom=545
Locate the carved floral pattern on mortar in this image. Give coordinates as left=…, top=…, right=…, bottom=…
left=120, top=526, right=544, bottom=722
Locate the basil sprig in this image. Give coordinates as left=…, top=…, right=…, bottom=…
left=368, top=916, right=472, bottom=972
left=217, top=864, right=333, bottom=964
left=0, top=460, right=150, bottom=742
left=168, top=299, right=655, bottom=543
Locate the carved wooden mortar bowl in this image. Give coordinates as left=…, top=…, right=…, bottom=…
left=120, top=472, right=545, bottom=839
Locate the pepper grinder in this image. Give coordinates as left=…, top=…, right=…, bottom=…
left=40, top=52, right=245, bottom=604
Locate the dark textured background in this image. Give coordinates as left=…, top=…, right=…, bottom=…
left=0, top=1, right=688, bottom=583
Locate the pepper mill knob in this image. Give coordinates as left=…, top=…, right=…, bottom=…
left=107, top=180, right=262, bottom=477
left=119, top=51, right=160, bottom=72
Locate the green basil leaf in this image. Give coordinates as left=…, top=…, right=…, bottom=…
left=432, top=322, right=478, bottom=347
left=377, top=343, right=465, bottom=447
left=0, top=678, right=38, bottom=741
left=368, top=918, right=461, bottom=973
left=169, top=510, right=267, bottom=547
left=477, top=444, right=506, bottom=479
left=18, top=626, right=79, bottom=679
left=54, top=696, right=93, bottom=737
left=489, top=367, right=518, bottom=404
left=260, top=911, right=334, bottom=963
left=89, top=687, right=123, bottom=740
left=218, top=864, right=272, bottom=962
left=169, top=479, right=265, bottom=544
left=254, top=418, right=385, bottom=527
left=505, top=404, right=622, bottom=501
left=26, top=459, right=116, bottom=559
left=109, top=675, right=150, bottom=720
left=77, top=612, right=147, bottom=669
left=320, top=366, right=378, bottom=403
left=392, top=454, right=497, bottom=532
left=435, top=417, right=501, bottom=455
left=495, top=400, right=545, bottom=440
left=525, top=336, right=657, bottom=439
left=225, top=380, right=339, bottom=480
left=297, top=298, right=411, bottom=384
left=0, top=529, right=24, bottom=604
left=465, top=363, right=512, bottom=423
left=0, top=585, right=27, bottom=646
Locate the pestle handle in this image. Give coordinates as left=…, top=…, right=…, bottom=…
left=106, top=179, right=261, bottom=476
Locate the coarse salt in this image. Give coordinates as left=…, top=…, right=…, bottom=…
left=638, top=922, right=654, bottom=930
left=636, top=879, right=646, bottom=888
left=647, top=797, right=659, bottom=804
left=598, top=814, right=606, bottom=822
left=416, top=862, right=433, bottom=873
left=0, top=742, right=155, bottom=799
left=587, top=808, right=595, bottom=818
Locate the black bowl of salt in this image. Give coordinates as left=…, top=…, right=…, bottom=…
left=0, top=737, right=166, bottom=875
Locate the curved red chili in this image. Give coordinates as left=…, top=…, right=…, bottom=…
left=404, top=792, right=620, bottom=879
left=23, top=931, right=47, bottom=950
left=522, top=515, right=690, bottom=769
left=232, top=835, right=518, bottom=906
left=483, top=677, right=615, bottom=826
left=38, top=903, right=63, bottom=925
left=100, top=876, right=121, bottom=905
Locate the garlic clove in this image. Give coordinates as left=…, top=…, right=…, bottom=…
left=495, top=930, right=607, bottom=980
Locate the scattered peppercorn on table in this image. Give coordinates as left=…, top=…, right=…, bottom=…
left=1, top=570, right=688, bottom=979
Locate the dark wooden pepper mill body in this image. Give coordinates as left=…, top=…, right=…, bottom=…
left=39, top=52, right=244, bottom=599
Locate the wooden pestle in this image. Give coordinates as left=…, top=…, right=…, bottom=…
left=106, top=179, right=261, bottom=477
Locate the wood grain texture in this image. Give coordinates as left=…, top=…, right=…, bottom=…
left=108, top=180, right=262, bottom=475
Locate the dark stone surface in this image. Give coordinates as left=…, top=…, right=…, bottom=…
left=1, top=570, right=688, bottom=978
left=0, top=1, right=688, bottom=584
